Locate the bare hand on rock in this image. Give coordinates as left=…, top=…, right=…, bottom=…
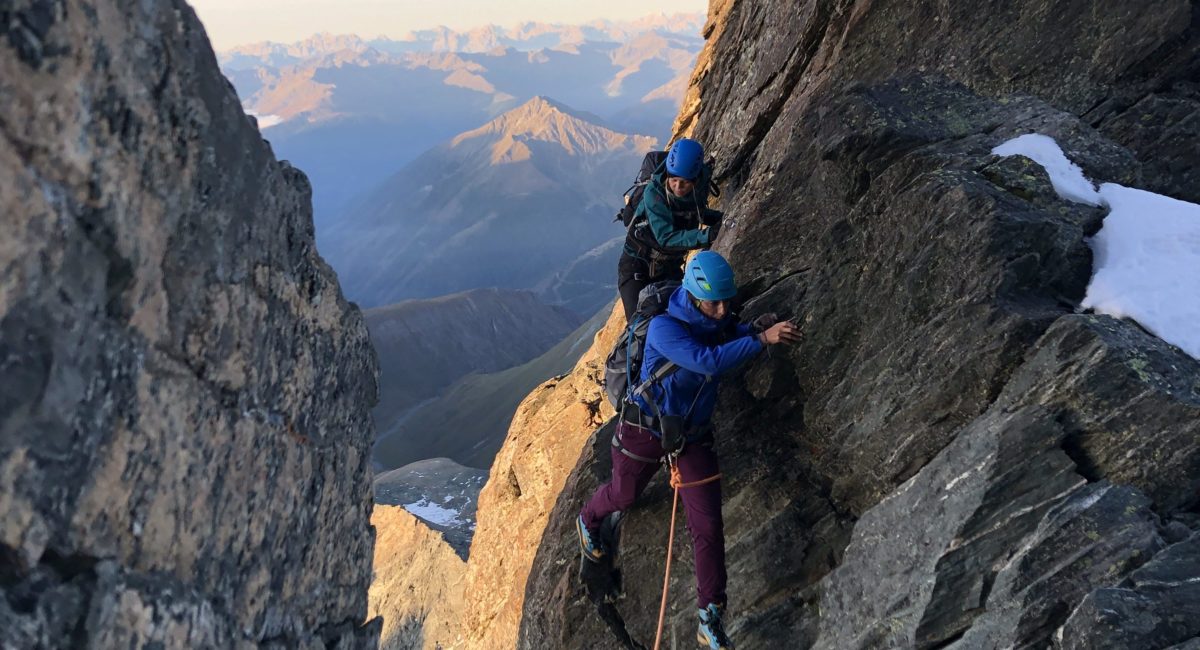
left=761, top=320, right=802, bottom=345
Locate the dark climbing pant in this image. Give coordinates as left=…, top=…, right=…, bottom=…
left=581, top=420, right=726, bottom=609
left=618, top=252, right=684, bottom=322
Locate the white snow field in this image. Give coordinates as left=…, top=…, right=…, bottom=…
left=992, top=134, right=1200, bottom=360
left=402, top=499, right=465, bottom=527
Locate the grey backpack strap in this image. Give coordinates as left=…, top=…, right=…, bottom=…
left=629, top=361, right=678, bottom=418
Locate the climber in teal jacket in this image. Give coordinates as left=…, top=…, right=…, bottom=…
left=636, top=158, right=721, bottom=250
left=619, top=138, right=724, bottom=320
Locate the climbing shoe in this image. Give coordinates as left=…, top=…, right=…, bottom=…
left=577, top=514, right=607, bottom=563
left=697, top=603, right=734, bottom=649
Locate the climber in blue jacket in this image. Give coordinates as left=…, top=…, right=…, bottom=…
left=581, top=251, right=801, bottom=650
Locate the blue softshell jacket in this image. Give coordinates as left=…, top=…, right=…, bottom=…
left=633, top=287, right=763, bottom=437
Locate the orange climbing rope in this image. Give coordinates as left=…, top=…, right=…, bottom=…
left=652, top=461, right=722, bottom=650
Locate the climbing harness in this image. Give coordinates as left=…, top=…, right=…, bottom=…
left=611, top=427, right=661, bottom=464
left=652, top=457, right=722, bottom=650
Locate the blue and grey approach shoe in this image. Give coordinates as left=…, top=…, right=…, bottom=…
left=698, top=603, right=734, bottom=649
left=577, top=514, right=607, bottom=563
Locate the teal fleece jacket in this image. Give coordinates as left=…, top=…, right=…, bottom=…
left=635, top=163, right=720, bottom=250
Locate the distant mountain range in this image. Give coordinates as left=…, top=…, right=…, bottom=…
left=217, top=16, right=701, bottom=221
left=219, top=14, right=704, bottom=63
left=364, top=288, right=583, bottom=452
left=213, top=21, right=687, bottom=484
left=373, top=305, right=610, bottom=471
left=320, top=96, right=654, bottom=313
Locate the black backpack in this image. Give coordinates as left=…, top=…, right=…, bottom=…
left=602, top=281, right=680, bottom=409
left=614, top=151, right=668, bottom=227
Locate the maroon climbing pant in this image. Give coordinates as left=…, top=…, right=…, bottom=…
left=581, top=420, right=726, bottom=609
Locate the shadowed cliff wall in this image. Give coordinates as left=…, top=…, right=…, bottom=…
left=1, top=1, right=380, bottom=646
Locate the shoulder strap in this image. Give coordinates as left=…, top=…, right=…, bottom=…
left=628, top=313, right=687, bottom=412
left=630, top=360, right=678, bottom=404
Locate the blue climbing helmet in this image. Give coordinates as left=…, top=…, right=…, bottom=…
left=683, top=251, right=737, bottom=302
left=666, top=138, right=704, bottom=180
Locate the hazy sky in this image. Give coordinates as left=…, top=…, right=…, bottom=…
left=188, top=0, right=708, bottom=50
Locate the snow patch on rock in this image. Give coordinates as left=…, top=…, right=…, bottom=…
left=993, top=134, right=1200, bottom=359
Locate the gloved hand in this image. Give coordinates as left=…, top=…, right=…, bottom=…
left=750, top=312, right=779, bottom=333
left=705, top=218, right=722, bottom=244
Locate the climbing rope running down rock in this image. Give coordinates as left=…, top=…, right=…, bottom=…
left=653, top=460, right=723, bottom=650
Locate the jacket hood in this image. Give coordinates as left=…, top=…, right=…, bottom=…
left=666, top=286, right=729, bottom=334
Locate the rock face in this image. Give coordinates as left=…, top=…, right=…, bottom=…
left=1057, top=531, right=1200, bottom=650
left=368, top=506, right=466, bottom=650
left=1, top=1, right=378, bottom=647
left=459, top=305, right=624, bottom=649
left=508, top=1, right=1200, bottom=649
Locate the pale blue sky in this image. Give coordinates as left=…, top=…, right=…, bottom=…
left=188, top=0, right=708, bottom=50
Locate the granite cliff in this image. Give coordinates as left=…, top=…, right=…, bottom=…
left=369, top=505, right=466, bottom=650
left=1, top=0, right=378, bottom=647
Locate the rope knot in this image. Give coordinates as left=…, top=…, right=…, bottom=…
left=667, top=463, right=721, bottom=490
